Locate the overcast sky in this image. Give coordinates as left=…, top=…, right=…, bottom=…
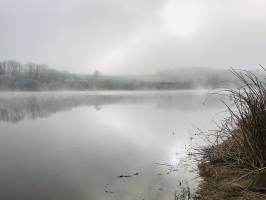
left=0, top=0, right=266, bottom=74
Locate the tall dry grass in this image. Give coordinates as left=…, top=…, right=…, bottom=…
left=201, top=68, right=266, bottom=170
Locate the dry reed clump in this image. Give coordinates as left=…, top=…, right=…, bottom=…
left=196, top=68, right=266, bottom=199
left=203, top=68, right=266, bottom=170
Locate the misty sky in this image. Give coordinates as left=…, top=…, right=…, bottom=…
left=0, top=0, right=266, bottom=74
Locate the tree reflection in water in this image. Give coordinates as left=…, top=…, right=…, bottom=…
left=0, top=91, right=223, bottom=123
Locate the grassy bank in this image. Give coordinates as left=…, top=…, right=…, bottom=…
left=195, top=68, right=266, bottom=199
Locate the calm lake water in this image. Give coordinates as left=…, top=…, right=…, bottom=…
left=0, top=91, right=225, bottom=200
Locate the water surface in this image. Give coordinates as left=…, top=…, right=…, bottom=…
left=0, top=91, right=224, bottom=200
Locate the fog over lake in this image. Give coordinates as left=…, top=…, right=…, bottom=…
left=1, top=0, right=265, bottom=198
left=0, top=91, right=226, bottom=199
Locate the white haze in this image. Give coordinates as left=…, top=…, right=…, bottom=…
left=0, top=0, right=266, bottom=74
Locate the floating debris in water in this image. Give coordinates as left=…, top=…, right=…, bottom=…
left=117, top=172, right=140, bottom=178
left=104, top=184, right=114, bottom=194
left=118, top=175, right=132, bottom=178
left=105, top=190, right=114, bottom=194
left=154, top=162, right=173, bottom=167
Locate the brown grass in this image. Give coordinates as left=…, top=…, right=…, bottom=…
left=195, top=68, right=266, bottom=199
left=196, top=162, right=266, bottom=200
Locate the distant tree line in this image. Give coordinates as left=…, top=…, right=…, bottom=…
left=0, top=60, right=233, bottom=91
left=156, top=67, right=236, bottom=89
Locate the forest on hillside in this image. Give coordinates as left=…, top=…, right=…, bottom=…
left=0, top=60, right=235, bottom=91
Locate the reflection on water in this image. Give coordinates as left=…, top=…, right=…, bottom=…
left=0, top=91, right=224, bottom=200
left=0, top=91, right=223, bottom=123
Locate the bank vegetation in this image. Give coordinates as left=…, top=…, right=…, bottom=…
left=196, top=68, right=266, bottom=199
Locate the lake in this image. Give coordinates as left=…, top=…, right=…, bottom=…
left=0, top=91, right=225, bottom=200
